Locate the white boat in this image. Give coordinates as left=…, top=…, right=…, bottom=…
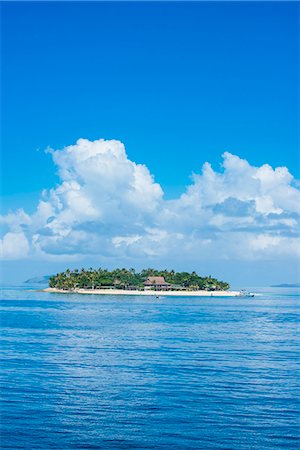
left=238, top=290, right=255, bottom=298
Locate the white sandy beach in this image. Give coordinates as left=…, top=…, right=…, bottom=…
left=43, top=287, right=244, bottom=297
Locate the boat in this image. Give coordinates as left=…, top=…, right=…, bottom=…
left=238, top=290, right=255, bottom=298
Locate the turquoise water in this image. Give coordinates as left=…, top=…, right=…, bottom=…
left=1, top=286, right=299, bottom=449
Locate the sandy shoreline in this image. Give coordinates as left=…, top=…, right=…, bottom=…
left=43, top=287, right=244, bottom=297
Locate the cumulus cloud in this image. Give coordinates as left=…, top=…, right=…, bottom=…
left=1, top=138, right=299, bottom=262
left=0, top=232, right=30, bottom=260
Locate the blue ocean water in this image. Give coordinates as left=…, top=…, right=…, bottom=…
left=0, top=286, right=299, bottom=449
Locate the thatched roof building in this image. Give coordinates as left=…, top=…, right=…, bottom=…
left=144, top=276, right=171, bottom=290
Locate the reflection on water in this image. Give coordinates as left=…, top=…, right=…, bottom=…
left=1, top=287, right=300, bottom=449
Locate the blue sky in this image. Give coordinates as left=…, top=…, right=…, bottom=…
left=1, top=1, right=300, bottom=285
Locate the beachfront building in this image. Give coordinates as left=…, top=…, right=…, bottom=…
left=144, top=276, right=172, bottom=291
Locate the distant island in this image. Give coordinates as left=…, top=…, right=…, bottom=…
left=271, top=283, right=300, bottom=288
left=25, top=275, right=52, bottom=285
left=48, top=268, right=230, bottom=291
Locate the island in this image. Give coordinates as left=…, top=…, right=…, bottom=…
left=271, top=283, right=300, bottom=288
left=25, top=275, right=52, bottom=285
left=44, top=268, right=246, bottom=297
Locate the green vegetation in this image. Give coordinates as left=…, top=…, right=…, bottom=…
left=49, top=268, right=229, bottom=291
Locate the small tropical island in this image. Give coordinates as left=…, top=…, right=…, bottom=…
left=45, top=268, right=246, bottom=297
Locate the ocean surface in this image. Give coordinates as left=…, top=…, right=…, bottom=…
left=0, top=286, right=299, bottom=449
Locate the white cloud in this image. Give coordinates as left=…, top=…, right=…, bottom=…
left=1, top=138, right=300, bottom=263
left=0, top=232, right=30, bottom=260
left=112, top=235, right=142, bottom=248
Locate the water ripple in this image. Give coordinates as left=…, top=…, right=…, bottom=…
left=1, top=287, right=299, bottom=449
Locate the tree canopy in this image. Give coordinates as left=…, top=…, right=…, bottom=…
left=49, top=268, right=229, bottom=291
